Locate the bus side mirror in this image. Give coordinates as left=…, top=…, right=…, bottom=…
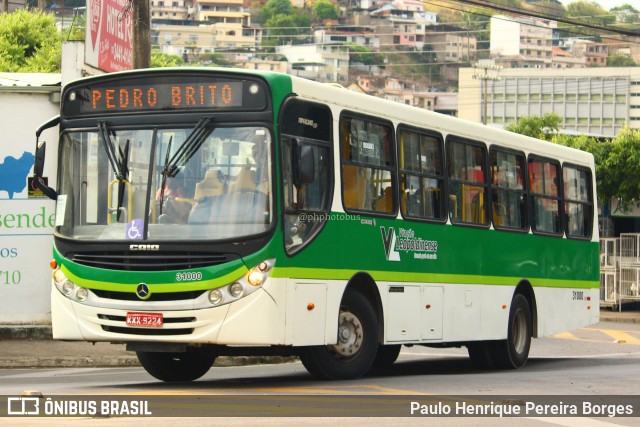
left=34, top=140, right=46, bottom=177
left=294, top=142, right=315, bottom=186
left=33, top=140, right=58, bottom=200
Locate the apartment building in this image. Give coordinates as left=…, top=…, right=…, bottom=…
left=152, top=22, right=262, bottom=56
left=276, top=44, right=349, bottom=83
left=150, top=0, right=193, bottom=21
left=490, top=15, right=555, bottom=68
left=458, top=67, right=640, bottom=138
left=425, top=25, right=477, bottom=82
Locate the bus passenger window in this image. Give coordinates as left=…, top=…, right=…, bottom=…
left=446, top=139, right=488, bottom=226
left=563, top=165, right=593, bottom=239
left=529, top=157, right=561, bottom=235
left=398, top=128, right=445, bottom=221
left=340, top=114, right=395, bottom=215
left=490, top=149, right=526, bottom=230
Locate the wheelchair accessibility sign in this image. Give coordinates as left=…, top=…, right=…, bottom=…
left=126, top=219, right=144, bottom=240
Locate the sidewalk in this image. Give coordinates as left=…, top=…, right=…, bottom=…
left=0, top=308, right=637, bottom=369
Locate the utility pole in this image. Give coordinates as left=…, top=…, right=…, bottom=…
left=472, top=60, right=502, bottom=125
left=133, top=0, right=151, bottom=69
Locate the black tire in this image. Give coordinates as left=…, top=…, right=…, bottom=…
left=372, top=345, right=402, bottom=369
left=136, top=348, right=216, bottom=382
left=493, top=293, right=532, bottom=369
left=299, top=289, right=378, bottom=380
left=467, top=341, right=495, bottom=370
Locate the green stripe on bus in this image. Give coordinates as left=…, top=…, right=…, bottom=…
left=58, top=264, right=247, bottom=293
left=271, top=267, right=598, bottom=289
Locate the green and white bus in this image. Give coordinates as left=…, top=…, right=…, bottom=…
left=32, top=68, right=599, bottom=382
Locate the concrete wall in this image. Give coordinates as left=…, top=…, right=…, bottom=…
left=0, top=85, right=60, bottom=324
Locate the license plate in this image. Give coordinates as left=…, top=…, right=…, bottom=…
left=125, top=312, right=164, bottom=327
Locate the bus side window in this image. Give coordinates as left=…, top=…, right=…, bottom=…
left=529, top=157, right=562, bottom=235
left=340, top=114, right=396, bottom=215
left=490, top=148, right=526, bottom=230
left=398, top=127, right=445, bottom=222
left=563, top=165, right=593, bottom=239
left=447, top=138, right=488, bottom=226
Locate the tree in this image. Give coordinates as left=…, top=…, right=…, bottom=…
left=0, top=9, right=62, bottom=72
left=610, top=4, right=640, bottom=25
left=259, top=0, right=294, bottom=23
left=313, top=0, right=339, bottom=21
left=607, top=52, right=637, bottom=67
left=504, top=113, right=562, bottom=141
left=566, top=1, right=616, bottom=27
left=345, top=42, right=374, bottom=65
left=150, top=49, right=184, bottom=67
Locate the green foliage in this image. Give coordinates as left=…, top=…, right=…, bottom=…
left=313, top=0, right=340, bottom=21
left=607, top=52, right=637, bottom=67
left=345, top=42, right=374, bottom=65
left=259, top=0, right=294, bottom=23
left=601, top=129, right=640, bottom=209
left=506, top=116, right=640, bottom=207
left=554, top=128, right=640, bottom=207
left=566, top=1, right=616, bottom=26
left=610, top=4, right=640, bottom=24
left=0, top=9, right=63, bottom=72
left=504, top=113, right=562, bottom=141
left=151, top=49, right=184, bottom=68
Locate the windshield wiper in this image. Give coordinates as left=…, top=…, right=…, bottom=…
left=158, top=136, right=173, bottom=215
left=162, top=117, right=213, bottom=178
left=98, top=121, right=130, bottom=222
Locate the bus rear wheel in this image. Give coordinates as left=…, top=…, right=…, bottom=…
left=494, top=293, right=532, bottom=369
left=136, top=348, right=216, bottom=382
left=299, top=289, right=378, bottom=380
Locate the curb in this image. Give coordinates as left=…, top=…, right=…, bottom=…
left=0, top=355, right=298, bottom=369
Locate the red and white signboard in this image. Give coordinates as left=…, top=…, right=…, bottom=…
left=85, top=0, right=133, bottom=72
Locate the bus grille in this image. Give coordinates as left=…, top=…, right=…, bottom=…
left=70, top=252, right=229, bottom=271
left=92, top=289, right=205, bottom=301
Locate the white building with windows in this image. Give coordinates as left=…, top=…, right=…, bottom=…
left=276, top=44, right=349, bottom=83
left=490, top=15, right=555, bottom=68
left=458, top=67, right=640, bottom=138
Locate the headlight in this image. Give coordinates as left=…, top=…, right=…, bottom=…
left=62, top=280, right=74, bottom=296
left=247, top=270, right=265, bottom=286
left=229, top=282, right=244, bottom=298
left=208, top=289, right=223, bottom=305
left=76, top=287, right=88, bottom=302
left=53, top=268, right=67, bottom=285
left=205, top=259, right=274, bottom=307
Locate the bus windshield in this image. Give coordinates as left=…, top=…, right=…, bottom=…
left=57, top=124, right=272, bottom=241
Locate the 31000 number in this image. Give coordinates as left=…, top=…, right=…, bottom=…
left=176, top=272, right=202, bottom=282
left=1, top=270, right=21, bottom=285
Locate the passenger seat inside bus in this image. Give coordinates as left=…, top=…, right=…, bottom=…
left=194, top=169, right=226, bottom=199
left=342, top=165, right=366, bottom=209
left=231, top=167, right=256, bottom=192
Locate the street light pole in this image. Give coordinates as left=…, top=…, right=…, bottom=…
left=472, top=60, right=502, bottom=125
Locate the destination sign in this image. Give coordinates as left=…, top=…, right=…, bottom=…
left=62, top=74, right=268, bottom=116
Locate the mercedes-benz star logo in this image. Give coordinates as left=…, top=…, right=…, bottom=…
left=136, top=283, right=151, bottom=300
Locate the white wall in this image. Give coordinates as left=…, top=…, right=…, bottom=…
left=0, top=89, right=59, bottom=323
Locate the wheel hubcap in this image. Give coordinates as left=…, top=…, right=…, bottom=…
left=330, top=310, right=363, bottom=359
left=512, top=308, right=527, bottom=354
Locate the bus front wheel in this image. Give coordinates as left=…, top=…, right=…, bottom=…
left=299, top=289, right=378, bottom=380
left=136, top=348, right=216, bottom=382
